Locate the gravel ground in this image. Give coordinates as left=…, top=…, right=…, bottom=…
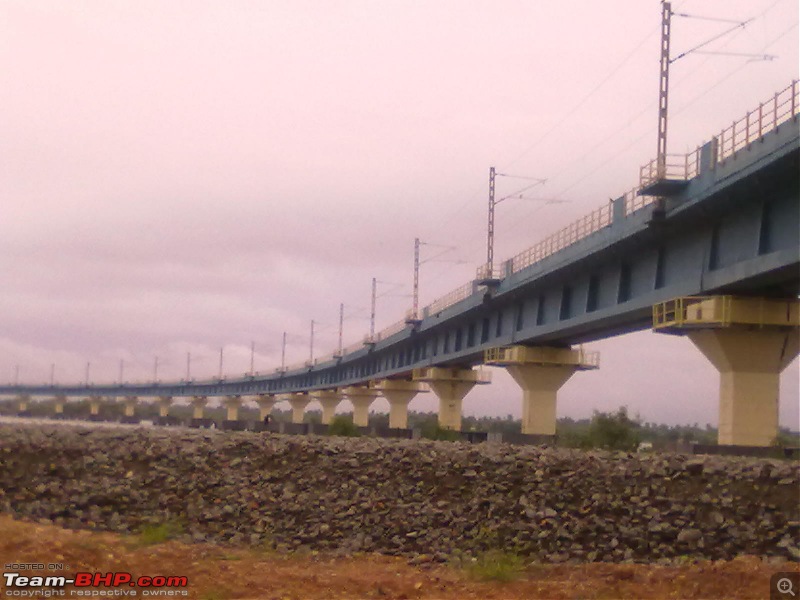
left=0, top=423, right=798, bottom=564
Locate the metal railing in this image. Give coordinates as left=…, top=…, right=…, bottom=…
left=475, top=263, right=504, bottom=281
left=283, top=360, right=309, bottom=373
left=622, top=186, right=650, bottom=216
left=484, top=345, right=600, bottom=368
left=718, top=80, right=798, bottom=162
left=412, top=366, right=492, bottom=383
left=653, top=296, right=732, bottom=329
left=343, top=339, right=366, bottom=353
left=640, top=80, right=799, bottom=188
left=375, top=317, right=409, bottom=341
left=639, top=150, right=701, bottom=189
left=654, top=296, right=800, bottom=330
left=424, top=281, right=476, bottom=316
left=508, top=202, right=612, bottom=273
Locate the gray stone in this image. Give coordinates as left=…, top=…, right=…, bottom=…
left=2, top=422, right=798, bottom=564
left=677, top=528, right=703, bottom=544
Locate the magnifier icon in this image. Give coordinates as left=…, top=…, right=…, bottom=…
left=778, top=578, right=796, bottom=596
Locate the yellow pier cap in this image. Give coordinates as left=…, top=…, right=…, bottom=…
left=412, top=367, right=491, bottom=431
left=654, top=296, right=800, bottom=447
left=485, top=345, right=599, bottom=436
left=653, top=295, right=800, bottom=332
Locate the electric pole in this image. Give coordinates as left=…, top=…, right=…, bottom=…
left=487, top=166, right=496, bottom=271
left=338, top=303, right=344, bottom=355
left=281, top=332, right=287, bottom=372
left=412, top=237, right=420, bottom=321
left=657, top=1, right=672, bottom=179
left=309, top=320, right=315, bottom=363
left=370, top=278, right=377, bottom=340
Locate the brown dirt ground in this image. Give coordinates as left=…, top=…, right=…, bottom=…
left=1, top=515, right=797, bottom=600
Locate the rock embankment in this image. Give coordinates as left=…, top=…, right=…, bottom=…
left=0, top=424, right=798, bottom=563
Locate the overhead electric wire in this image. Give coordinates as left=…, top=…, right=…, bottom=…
left=671, top=19, right=754, bottom=63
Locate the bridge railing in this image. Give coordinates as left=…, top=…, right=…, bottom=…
left=718, top=79, right=798, bottom=162
left=284, top=360, right=309, bottom=372
left=640, top=80, right=799, bottom=188
left=423, top=281, right=477, bottom=316
left=313, top=352, right=337, bottom=366
left=508, top=202, right=612, bottom=273
left=639, top=150, right=701, bottom=188
left=475, top=263, right=504, bottom=281
left=622, top=185, right=649, bottom=216
left=374, top=317, right=409, bottom=341
left=343, top=339, right=366, bottom=354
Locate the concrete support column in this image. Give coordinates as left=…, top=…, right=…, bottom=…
left=485, top=345, right=599, bottom=436
left=284, top=393, right=310, bottom=424
left=122, top=397, right=138, bottom=418
left=156, top=396, right=173, bottom=418
left=654, top=296, right=800, bottom=446
left=342, top=386, right=380, bottom=427
left=191, top=396, right=208, bottom=420
left=413, top=367, right=491, bottom=431
left=688, top=328, right=799, bottom=446
left=53, top=395, right=66, bottom=415
left=376, top=380, right=428, bottom=429
left=88, top=397, right=102, bottom=416
left=311, top=390, right=342, bottom=425
left=222, top=395, right=243, bottom=421
left=17, top=394, right=30, bottom=413
left=431, top=381, right=473, bottom=431
left=255, top=394, right=277, bottom=421
left=506, top=364, right=577, bottom=435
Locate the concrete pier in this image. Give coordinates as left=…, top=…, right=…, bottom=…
left=412, top=367, right=490, bottom=431
left=283, top=393, right=311, bottom=424
left=53, top=395, right=66, bottom=416
left=255, top=394, right=277, bottom=422
left=485, top=345, right=599, bottom=435
left=222, top=395, right=243, bottom=421
left=191, top=396, right=208, bottom=420
left=375, top=379, right=427, bottom=429
left=654, top=296, right=800, bottom=446
left=341, top=386, right=380, bottom=427
left=156, top=396, right=173, bottom=418
left=312, top=390, right=342, bottom=425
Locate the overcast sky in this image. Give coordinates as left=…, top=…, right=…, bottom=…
left=1, top=0, right=798, bottom=428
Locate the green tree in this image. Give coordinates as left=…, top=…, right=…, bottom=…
left=587, top=406, right=641, bottom=451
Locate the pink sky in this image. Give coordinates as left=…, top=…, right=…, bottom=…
left=1, top=0, right=798, bottom=428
